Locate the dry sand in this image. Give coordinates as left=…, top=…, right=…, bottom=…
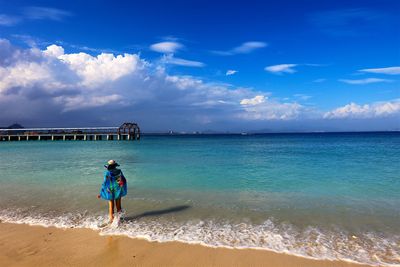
left=0, top=222, right=375, bottom=267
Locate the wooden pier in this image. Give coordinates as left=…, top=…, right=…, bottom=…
left=0, top=122, right=140, bottom=142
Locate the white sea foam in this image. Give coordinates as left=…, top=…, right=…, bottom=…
left=0, top=209, right=399, bottom=266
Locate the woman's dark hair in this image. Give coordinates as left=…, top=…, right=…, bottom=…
left=107, top=164, right=117, bottom=170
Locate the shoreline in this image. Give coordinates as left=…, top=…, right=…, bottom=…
left=0, top=222, right=376, bottom=267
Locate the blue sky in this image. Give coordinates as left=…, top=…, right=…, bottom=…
left=0, top=0, right=399, bottom=131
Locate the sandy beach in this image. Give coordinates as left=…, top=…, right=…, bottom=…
left=0, top=222, right=375, bottom=267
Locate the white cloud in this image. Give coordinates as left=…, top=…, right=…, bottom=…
left=294, top=94, right=312, bottom=101
left=226, top=70, right=238, bottom=76
left=232, top=42, right=267, bottom=54
left=339, top=78, right=391, bottom=84
left=0, top=61, right=55, bottom=93
left=359, top=66, right=400, bottom=75
left=313, top=78, right=326, bottom=83
left=150, top=41, right=183, bottom=53
left=23, top=6, right=72, bottom=21
left=57, top=49, right=145, bottom=87
left=324, top=100, right=400, bottom=119
left=213, top=41, right=267, bottom=55
left=165, top=75, right=203, bottom=90
left=0, top=40, right=257, bottom=127
left=0, top=42, right=146, bottom=110
left=0, top=14, right=20, bottom=26
left=0, top=7, right=71, bottom=28
left=265, top=64, right=298, bottom=74
left=240, top=95, right=266, bottom=105
left=0, top=39, right=398, bottom=131
left=162, top=54, right=204, bottom=67
left=265, top=63, right=323, bottom=74
left=43, top=44, right=65, bottom=57
left=239, top=100, right=304, bottom=120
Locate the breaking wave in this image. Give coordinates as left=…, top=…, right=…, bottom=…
left=0, top=208, right=399, bottom=266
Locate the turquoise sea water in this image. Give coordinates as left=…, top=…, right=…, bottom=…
left=0, top=133, right=399, bottom=265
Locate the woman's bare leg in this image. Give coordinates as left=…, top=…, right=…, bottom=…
left=116, top=197, right=122, bottom=212
left=108, top=200, right=115, bottom=222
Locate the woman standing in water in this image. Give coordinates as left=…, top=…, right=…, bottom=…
left=98, top=160, right=127, bottom=223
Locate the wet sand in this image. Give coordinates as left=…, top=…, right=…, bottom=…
left=0, top=222, right=374, bottom=267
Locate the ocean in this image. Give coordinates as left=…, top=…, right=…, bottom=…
left=0, top=132, right=399, bottom=266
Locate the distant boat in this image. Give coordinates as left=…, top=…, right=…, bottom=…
left=241, top=132, right=248, bottom=135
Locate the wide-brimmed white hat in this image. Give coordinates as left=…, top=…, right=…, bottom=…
left=105, top=159, right=120, bottom=167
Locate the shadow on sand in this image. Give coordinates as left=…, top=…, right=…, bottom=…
left=123, top=205, right=191, bottom=221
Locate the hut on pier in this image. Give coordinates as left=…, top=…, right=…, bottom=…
left=118, top=122, right=141, bottom=140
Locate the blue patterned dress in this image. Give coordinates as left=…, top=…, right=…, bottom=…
left=99, top=169, right=127, bottom=200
